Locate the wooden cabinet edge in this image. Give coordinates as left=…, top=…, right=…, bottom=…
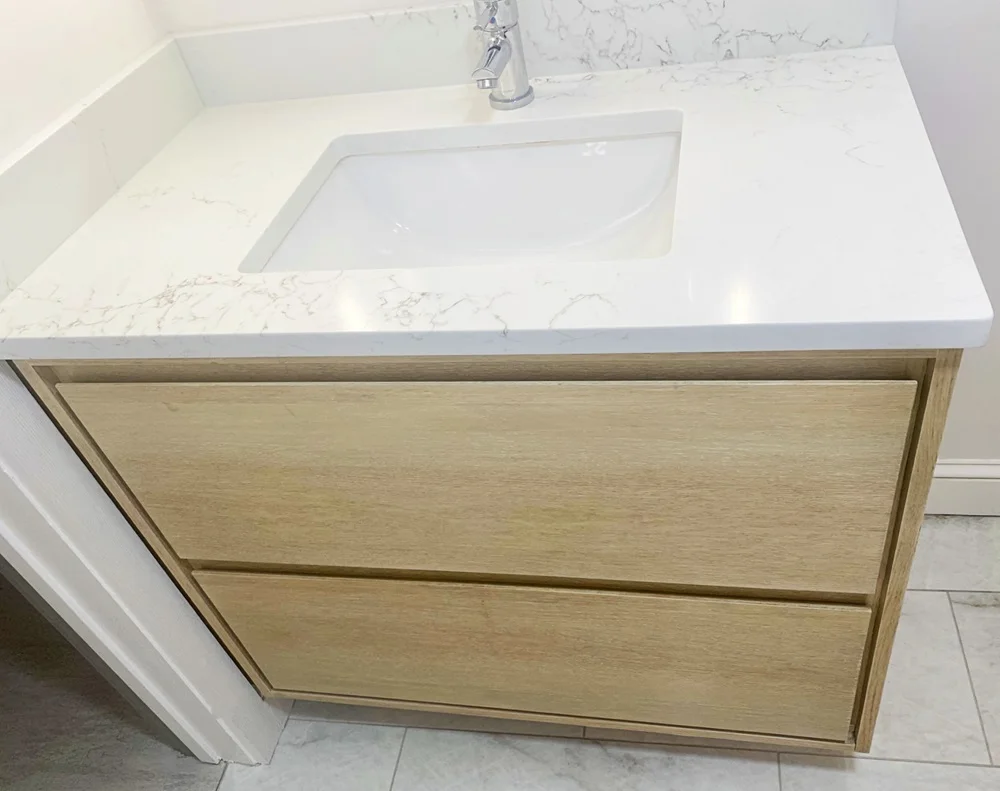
left=12, top=360, right=275, bottom=695
left=852, top=349, right=962, bottom=750
left=26, top=349, right=933, bottom=386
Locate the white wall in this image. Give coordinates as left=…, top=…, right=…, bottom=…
left=0, top=0, right=161, bottom=161
left=896, top=0, right=1000, bottom=512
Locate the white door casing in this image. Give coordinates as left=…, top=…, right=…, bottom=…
left=0, top=361, right=288, bottom=764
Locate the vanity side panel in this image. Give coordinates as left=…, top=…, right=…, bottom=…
left=854, top=349, right=962, bottom=750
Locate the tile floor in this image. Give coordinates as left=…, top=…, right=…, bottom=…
left=2, top=514, right=999, bottom=789
left=0, top=576, right=224, bottom=791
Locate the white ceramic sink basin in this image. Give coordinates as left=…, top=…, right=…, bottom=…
left=240, top=110, right=682, bottom=272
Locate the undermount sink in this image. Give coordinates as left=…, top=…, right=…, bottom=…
left=239, top=110, right=683, bottom=273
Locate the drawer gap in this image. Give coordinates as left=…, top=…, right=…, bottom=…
left=187, top=560, right=871, bottom=607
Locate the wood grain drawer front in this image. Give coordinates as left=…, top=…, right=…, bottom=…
left=195, top=572, right=871, bottom=741
left=58, top=380, right=917, bottom=595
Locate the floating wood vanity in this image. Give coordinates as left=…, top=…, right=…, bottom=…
left=15, top=349, right=960, bottom=752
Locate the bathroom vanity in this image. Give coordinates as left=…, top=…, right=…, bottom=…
left=15, top=350, right=959, bottom=752
left=0, top=47, right=992, bottom=753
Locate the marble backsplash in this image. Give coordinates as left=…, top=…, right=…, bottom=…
left=0, top=42, right=200, bottom=304
left=521, top=0, right=897, bottom=74
left=176, top=0, right=897, bottom=104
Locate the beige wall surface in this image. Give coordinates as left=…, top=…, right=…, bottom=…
left=0, top=0, right=160, bottom=162
left=896, top=0, right=1000, bottom=464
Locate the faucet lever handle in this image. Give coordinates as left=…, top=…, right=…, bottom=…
left=474, top=1, right=499, bottom=31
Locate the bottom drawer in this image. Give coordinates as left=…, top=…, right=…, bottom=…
left=196, top=572, right=870, bottom=742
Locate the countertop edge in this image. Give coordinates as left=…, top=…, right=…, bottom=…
left=3, top=316, right=991, bottom=361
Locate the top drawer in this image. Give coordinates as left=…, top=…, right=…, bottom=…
left=59, top=379, right=916, bottom=595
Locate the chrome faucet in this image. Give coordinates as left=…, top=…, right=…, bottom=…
left=471, top=0, right=534, bottom=110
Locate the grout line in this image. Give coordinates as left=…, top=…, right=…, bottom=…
left=778, top=752, right=1000, bottom=770
left=948, top=592, right=995, bottom=765
left=388, top=728, right=408, bottom=791
left=214, top=763, right=228, bottom=791
left=289, top=715, right=408, bottom=730
left=264, top=710, right=291, bottom=765
left=908, top=588, right=1000, bottom=594
left=777, top=753, right=782, bottom=791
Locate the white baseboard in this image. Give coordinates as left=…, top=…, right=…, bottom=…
left=926, top=460, right=1000, bottom=516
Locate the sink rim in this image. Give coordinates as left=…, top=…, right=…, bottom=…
left=238, top=109, right=684, bottom=274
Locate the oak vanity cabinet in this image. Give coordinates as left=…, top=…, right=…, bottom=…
left=16, top=349, right=959, bottom=752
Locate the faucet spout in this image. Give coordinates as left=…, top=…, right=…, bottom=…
left=470, top=0, right=534, bottom=110
left=472, top=37, right=511, bottom=89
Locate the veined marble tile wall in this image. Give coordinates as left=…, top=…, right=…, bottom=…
left=521, top=0, right=898, bottom=75
left=174, top=0, right=898, bottom=105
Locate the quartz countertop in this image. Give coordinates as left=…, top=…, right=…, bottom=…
left=0, top=46, right=991, bottom=359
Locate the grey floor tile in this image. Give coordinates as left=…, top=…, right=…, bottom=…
left=218, top=720, right=404, bottom=790
left=909, top=516, right=1000, bottom=591
left=1, top=759, right=223, bottom=791
left=952, top=593, right=1000, bottom=764
left=780, top=755, right=1000, bottom=790
left=868, top=591, right=990, bottom=764
left=391, top=727, right=780, bottom=791
left=0, top=579, right=223, bottom=791
left=0, top=695, right=221, bottom=791
left=290, top=700, right=584, bottom=737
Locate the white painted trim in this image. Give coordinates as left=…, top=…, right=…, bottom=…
left=926, top=459, right=1000, bottom=516
left=0, top=362, right=289, bottom=764
left=931, top=459, right=1000, bottom=478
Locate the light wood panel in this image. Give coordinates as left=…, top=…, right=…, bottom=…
left=58, top=379, right=917, bottom=595
left=854, top=350, right=962, bottom=749
left=196, top=572, right=871, bottom=742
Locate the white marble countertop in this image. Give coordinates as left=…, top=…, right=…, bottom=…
left=0, top=46, right=991, bottom=359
